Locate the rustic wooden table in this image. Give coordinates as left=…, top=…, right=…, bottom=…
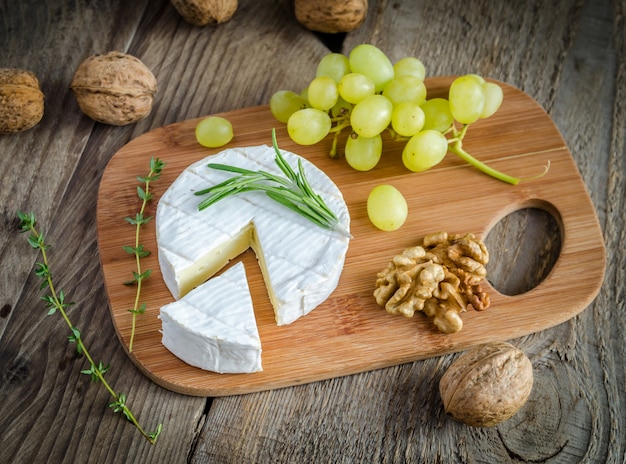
left=1, top=0, right=624, bottom=462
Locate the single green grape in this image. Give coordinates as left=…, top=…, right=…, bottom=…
left=467, top=74, right=486, bottom=85
left=348, top=44, right=395, bottom=93
left=367, top=184, right=408, bottom=231
left=195, top=116, right=234, bottom=148
left=393, top=57, right=426, bottom=81
left=480, top=81, right=504, bottom=119
left=449, top=75, right=486, bottom=125
left=338, top=72, right=376, bottom=104
left=391, top=102, right=425, bottom=137
left=307, top=76, right=339, bottom=111
left=421, top=98, right=454, bottom=132
left=287, top=108, right=331, bottom=145
left=350, top=94, right=393, bottom=138
left=316, top=52, right=351, bottom=83
left=345, top=133, right=382, bottom=171
left=270, top=90, right=309, bottom=123
left=402, top=129, right=448, bottom=172
left=382, top=75, right=427, bottom=107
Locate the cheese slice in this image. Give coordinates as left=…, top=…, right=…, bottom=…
left=159, top=262, right=262, bottom=374
left=156, top=144, right=351, bottom=326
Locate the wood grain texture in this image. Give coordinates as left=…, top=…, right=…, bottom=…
left=197, top=0, right=625, bottom=463
left=98, top=78, right=605, bottom=397
left=1, top=0, right=624, bottom=462
left=0, top=1, right=329, bottom=462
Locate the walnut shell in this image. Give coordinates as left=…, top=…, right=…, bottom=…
left=439, top=342, right=533, bottom=427
left=70, top=52, right=157, bottom=126
left=294, top=0, right=368, bottom=33
left=0, top=68, right=44, bottom=134
left=171, top=0, right=238, bottom=26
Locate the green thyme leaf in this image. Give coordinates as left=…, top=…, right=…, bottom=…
left=16, top=211, right=163, bottom=444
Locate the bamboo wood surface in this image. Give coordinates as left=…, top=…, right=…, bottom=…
left=1, top=0, right=624, bottom=462
left=98, top=79, right=604, bottom=397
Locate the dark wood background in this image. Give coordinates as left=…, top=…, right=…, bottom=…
left=1, top=0, right=623, bottom=462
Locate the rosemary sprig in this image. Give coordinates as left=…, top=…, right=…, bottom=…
left=16, top=211, right=163, bottom=444
left=123, top=157, right=165, bottom=353
left=195, top=129, right=351, bottom=238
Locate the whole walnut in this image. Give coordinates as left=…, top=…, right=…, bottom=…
left=171, top=0, right=238, bottom=26
left=295, top=0, right=368, bottom=33
left=0, top=68, right=45, bottom=134
left=70, top=52, right=157, bottom=126
left=439, top=342, right=533, bottom=427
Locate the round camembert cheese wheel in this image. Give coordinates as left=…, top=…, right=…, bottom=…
left=156, top=144, right=351, bottom=328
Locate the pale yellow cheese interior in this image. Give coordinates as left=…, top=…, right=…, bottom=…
left=175, top=223, right=277, bottom=311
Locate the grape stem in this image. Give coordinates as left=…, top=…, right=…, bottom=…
left=447, top=124, right=549, bottom=185
left=448, top=139, right=520, bottom=185
left=328, top=120, right=352, bottom=158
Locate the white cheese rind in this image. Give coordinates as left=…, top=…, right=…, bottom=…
left=156, top=144, right=351, bottom=326
left=159, top=262, right=262, bottom=374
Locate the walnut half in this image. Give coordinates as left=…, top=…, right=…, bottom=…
left=374, top=231, right=490, bottom=333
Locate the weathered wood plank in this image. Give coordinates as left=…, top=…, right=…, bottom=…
left=0, top=0, right=155, bottom=278
left=1, top=0, right=345, bottom=462
left=0, top=2, right=208, bottom=462
left=0, top=0, right=623, bottom=462
left=194, top=0, right=623, bottom=462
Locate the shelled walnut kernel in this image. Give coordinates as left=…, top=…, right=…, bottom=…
left=374, top=231, right=490, bottom=333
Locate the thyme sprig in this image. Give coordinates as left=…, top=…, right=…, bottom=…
left=123, top=157, right=165, bottom=353
left=16, top=211, right=162, bottom=444
left=195, top=129, right=351, bottom=238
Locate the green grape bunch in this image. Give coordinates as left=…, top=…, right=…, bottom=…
left=269, top=44, right=548, bottom=185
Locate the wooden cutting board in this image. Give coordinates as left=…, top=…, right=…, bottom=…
left=97, top=76, right=605, bottom=397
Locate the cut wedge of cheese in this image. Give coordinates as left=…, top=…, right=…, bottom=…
left=159, top=262, right=262, bottom=374
left=156, top=144, right=351, bottom=326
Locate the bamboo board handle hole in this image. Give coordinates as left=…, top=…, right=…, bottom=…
left=484, top=202, right=562, bottom=296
